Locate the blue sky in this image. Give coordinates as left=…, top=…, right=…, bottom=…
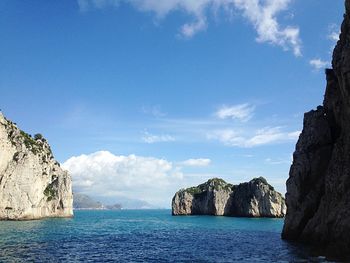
left=0, top=0, right=344, bottom=207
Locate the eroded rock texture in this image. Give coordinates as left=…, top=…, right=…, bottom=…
left=172, top=178, right=286, bottom=218
left=0, top=113, right=73, bottom=220
left=282, top=1, right=350, bottom=259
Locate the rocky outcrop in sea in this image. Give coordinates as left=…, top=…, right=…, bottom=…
left=172, top=177, right=286, bottom=217
left=282, top=1, right=350, bottom=260
left=0, top=113, right=73, bottom=220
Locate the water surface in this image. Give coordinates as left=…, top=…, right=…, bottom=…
left=0, top=210, right=328, bottom=262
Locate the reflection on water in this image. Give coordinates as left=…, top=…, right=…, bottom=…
left=0, top=210, right=331, bottom=262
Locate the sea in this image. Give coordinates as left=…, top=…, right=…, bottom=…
left=0, top=210, right=330, bottom=262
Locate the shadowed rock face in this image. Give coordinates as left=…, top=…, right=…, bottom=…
left=172, top=177, right=286, bottom=218
left=282, top=1, right=350, bottom=259
left=0, top=113, right=73, bottom=220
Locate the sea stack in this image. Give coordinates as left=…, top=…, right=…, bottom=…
left=0, top=113, right=73, bottom=220
left=282, top=0, right=350, bottom=259
left=172, top=177, right=286, bottom=217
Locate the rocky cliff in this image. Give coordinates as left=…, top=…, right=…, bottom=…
left=282, top=1, right=350, bottom=259
left=172, top=177, right=286, bottom=217
left=0, top=113, right=73, bottom=220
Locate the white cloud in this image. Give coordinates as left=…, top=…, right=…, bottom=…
left=287, top=130, right=301, bottom=139
left=247, top=127, right=300, bottom=147
left=77, top=0, right=301, bottom=55
left=215, top=103, right=255, bottom=122
left=328, top=24, right=340, bottom=42
left=328, top=31, right=340, bottom=42
left=181, top=17, right=207, bottom=38
left=208, top=127, right=300, bottom=147
left=309, top=58, right=329, bottom=70
left=326, top=24, right=340, bottom=54
left=62, top=150, right=290, bottom=207
left=141, top=105, right=167, bottom=118
left=142, top=131, right=175, bottom=143
left=181, top=158, right=211, bottom=167
left=207, top=129, right=244, bottom=146
left=232, top=0, right=301, bottom=56
left=63, top=151, right=220, bottom=207
left=63, top=151, right=184, bottom=206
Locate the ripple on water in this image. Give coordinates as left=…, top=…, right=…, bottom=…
left=0, top=210, right=331, bottom=262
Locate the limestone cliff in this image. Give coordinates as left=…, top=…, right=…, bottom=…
left=172, top=177, right=286, bottom=217
left=282, top=1, right=350, bottom=259
left=0, top=113, right=73, bottom=220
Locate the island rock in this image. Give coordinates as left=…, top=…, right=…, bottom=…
left=172, top=177, right=286, bottom=217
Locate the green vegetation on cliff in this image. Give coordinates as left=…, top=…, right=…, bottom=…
left=183, top=178, right=235, bottom=195
left=181, top=177, right=275, bottom=196
left=44, top=183, right=58, bottom=201
left=5, top=116, right=52, bottom=156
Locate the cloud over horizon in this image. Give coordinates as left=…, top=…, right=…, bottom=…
left=62, top=150, right=288, bottom=207
left=62, top=151, right=220, bottom=207
left=77, top=0, right=301, bottom=56
left=63, top=151, right=183, bottom=206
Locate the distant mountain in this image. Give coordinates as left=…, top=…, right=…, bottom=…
left=73, top=193, right=104, bottom=209
left=91, top=195, right=157, bottom=209
left=74, top=193, right=157, bottom=210
left=105, top=204, right=122, bottom=210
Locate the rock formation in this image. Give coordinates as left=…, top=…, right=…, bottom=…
left=0, top=113, right=73, bottom=220
left=282, top=1, right=350, bottom=259
left=172, top=177, right=286, bottom=217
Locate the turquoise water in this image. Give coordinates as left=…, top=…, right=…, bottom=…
left=0, top=210, right=326, bottom=262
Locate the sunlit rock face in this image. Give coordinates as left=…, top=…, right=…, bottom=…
left=282, top=1, right=350, bottom=260
left=172, top=177, right=286, bottom=218
left=0, top=113, right=73, bottom=220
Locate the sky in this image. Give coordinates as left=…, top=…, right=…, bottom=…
left=0, top=0, right=345, bottom=207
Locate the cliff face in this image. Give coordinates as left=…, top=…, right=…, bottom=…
left=0, top=113, right=73, bottom=220
left=172, top=178, right=286, bottom=217
left=282, top=1, right=350, bottom=259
